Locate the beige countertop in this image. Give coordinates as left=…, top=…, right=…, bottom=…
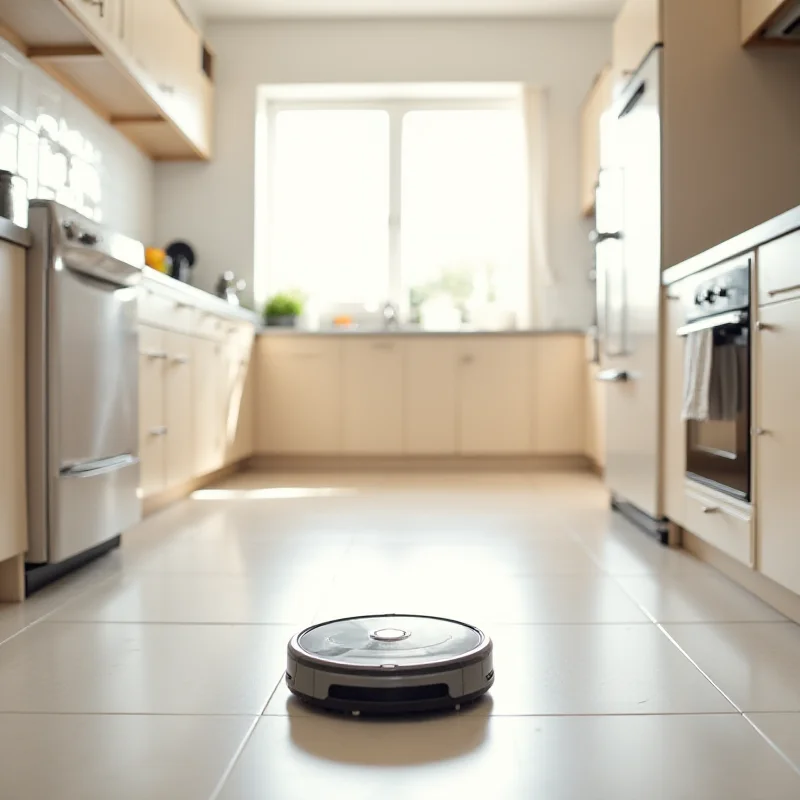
left=143, top=267, right=262, bottom=325
left=258, top=327, right=587, bottom=337
left=663, top=203, right=800, bottom=286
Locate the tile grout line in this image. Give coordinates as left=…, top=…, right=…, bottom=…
left=741, top=713, right=800, bottom=780
left=206, top=714, right=261, bottom=800
left=207, top=675, right=286, bottom=800
left=569, top=527, right=756, bottom=718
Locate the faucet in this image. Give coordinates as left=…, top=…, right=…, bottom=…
left=382, top=301, right=400, bottom=330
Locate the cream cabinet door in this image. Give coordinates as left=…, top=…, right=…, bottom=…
left=458, top=339, right=532, bottom=455
left=193, top=336, right=225, bottom=476
left=163, top=330, right=195, bottom=488
left=229, top=354, right=255, bottom=463
left=663, top=294, right=687, bottom=527
left=755, top=298, right=800, bottom=594
left=61, top=0, right=122, bottom=42
left=580, top=65, right=613, bottom=216
left=404, top=339, right=458, bottom=455
left=741, top=0, right=790, bottom=42
left=257, top=338, right=342, bottom=454
left=0, top=242, right=26, bottom=562
left=530, top=336, right=585, bottom=455
left=138, top=324, right=167, bottom=497
left=613, top=0, right=660, bottom=76
left=342, top=339, right=404, bottom=455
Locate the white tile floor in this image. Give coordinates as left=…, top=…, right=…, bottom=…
left=1, top=471, right=800, bottom=799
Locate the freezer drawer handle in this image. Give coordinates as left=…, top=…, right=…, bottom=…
left=61, top=454, right=139, bottom=478
left=702, top=506, right=720, bottom=514
left=595, top=369, right=629, bottom=383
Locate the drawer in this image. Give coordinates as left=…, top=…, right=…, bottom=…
left=139, top=286, right=198, bottom=333
left=193, top=309, right=227, bottom=340
left=758, top=228, right=800, bottom=306
left=684, top=481, right=753, bottom=567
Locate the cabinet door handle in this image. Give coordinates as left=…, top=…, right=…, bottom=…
left=157, top=83, right=175, bottom=94
left=148, top=426, right=168, bottom=437
left=171, top=355, right=190, bottom=365
left=460, top=354, right=475, bottom=365
left=144, top=351, right=168, bottom=360
left=702, top=506, right=720, bottom=514
left=81, top=0, right=105, bottom=17
left=755, top=321, right=774, bottom=331
left=753, top=428, right=770, bottom=436
left=767, top=283, right=800, bottom=297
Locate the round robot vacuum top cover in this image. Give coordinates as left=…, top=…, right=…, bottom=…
left=294, top=614, right=486, bottom=669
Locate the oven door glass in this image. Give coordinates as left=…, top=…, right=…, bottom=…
left=686, top=325, right=750, bottom=500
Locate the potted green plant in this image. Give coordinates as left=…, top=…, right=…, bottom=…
left=264, top=292, right=303, bottom=327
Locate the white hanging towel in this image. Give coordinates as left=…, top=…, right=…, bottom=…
left=681, top=329, right=713, bottom=421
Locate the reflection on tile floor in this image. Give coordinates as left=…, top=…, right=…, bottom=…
left=1, top=471, right=799, bottom=798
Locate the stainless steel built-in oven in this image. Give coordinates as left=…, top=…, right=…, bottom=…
left=675, top=259, right=751, bottom=501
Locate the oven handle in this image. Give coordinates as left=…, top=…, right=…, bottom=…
left=676, top=310, right=748, bottom=337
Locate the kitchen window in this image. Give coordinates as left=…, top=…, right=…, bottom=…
left=258, top=88, right=529, bottom=329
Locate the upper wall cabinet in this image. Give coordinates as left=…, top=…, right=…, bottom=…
left=0, top=0, right=213, bottom=160
left=741, top=0, right=799, bottom=44
left=580, top=65, right=613, bottom=217
left=613, top=0, right=661, bottom=77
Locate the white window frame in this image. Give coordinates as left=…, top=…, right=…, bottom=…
left=255, top=86, right=526, bottom=319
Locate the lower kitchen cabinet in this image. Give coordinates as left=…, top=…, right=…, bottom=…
left=755, top=298, right=800, bottom=594
left=227, top=351, right=255, bottom=464
left=257, top=339, right=342, bottom=454
left=255, top=334, right=589, bottom=459
left=138, top=325, right=168, bottom=497
left=193, top=336, right=226, bottom=476
left=0, top=240, right=27, bottom=565
left=163, top=331, right=195, bottom=488
left=663, top=293, right=687, bottom=527
left=458, top=339, right=532, bottom=455
left=404, top=339, right=458, bottom=455
left=531, top=336, right=586, bottom=454
left=342, top=339, right=404, bottom=454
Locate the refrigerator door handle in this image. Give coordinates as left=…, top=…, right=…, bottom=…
left=595, top=369, right=631, bottom=383
left=619, top=81, right=646, bottom=118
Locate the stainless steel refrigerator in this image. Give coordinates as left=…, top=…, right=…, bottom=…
left=594, top=45, right=668, bottom=542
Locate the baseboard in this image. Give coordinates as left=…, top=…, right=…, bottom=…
left=245, top=454, right=593, bottom=474
left=588, top=459, right=605, bottom=478
left=142, top=461, right=243, bottom=517
left=682, top=529, right=800, bottom=624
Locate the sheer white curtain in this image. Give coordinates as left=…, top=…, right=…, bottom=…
left=523, top=86, right=554, bottom=328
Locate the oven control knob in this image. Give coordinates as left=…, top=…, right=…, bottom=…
left=715, top=287, right=729, bottom=298
left=63, top=221, right=77, bottom=240
left=704, top=289, right=717, bottom=304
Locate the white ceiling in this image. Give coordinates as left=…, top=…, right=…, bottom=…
left=195, top=0, right=623, bottom=21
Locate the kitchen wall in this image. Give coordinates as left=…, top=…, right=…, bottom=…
left=154, top=18, right=612, bottom=328
left=662, top=0, right=800, bottom=269
left=0, top=35, right=153, bottom=242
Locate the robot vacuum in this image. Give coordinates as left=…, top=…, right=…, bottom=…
left=286, top=614, right=494, bottom=715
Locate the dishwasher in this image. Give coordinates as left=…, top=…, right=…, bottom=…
left=26, top=201, right=144, bottom=593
